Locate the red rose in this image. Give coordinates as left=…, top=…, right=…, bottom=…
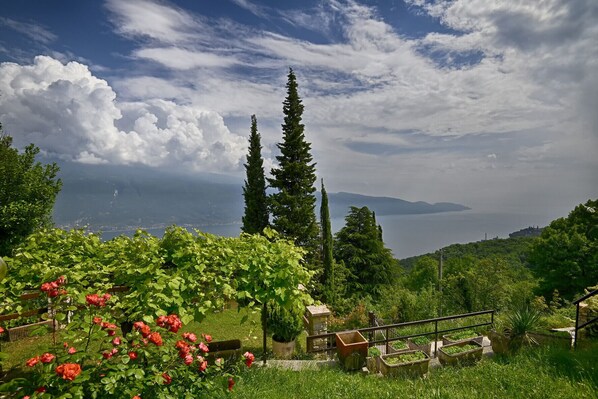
left=93, top=316, right=102, bottom=325
left=56, top=275, right=66, bottom=285
left=48, top=289, right=59, bottom=297
left=26, top=357, right=40, bottom=367
left=184, top=354, right=194, bottom=365
left=68, top=347, right=77, bottom=354
left=0, top=326, right=4, bottom=334
left=243, top=351, right=255, bottom=368
left=35, top=387, right=46, bottom=393
left=198, top=342, right=209, bottom=353
left=198, top=360, right=208, bottom=372
left=202, top=334, right=212, bottom=343
left=40, top=282, right=53, bottom=292
left=112, top=337, right=122, bottom=346
left=162, top=373, right=172, bottom=385
left=128, top=351, right=138, bottom=360
left=40, top=353, right=55, bottom=363
left=63, top=341, right=69, bottom=348
left=55, top=363, right=82, bottom=381
left=183, top=332, right=197, bottom=342
left=156, top=315, right=168, bottom=327
left=132, top=396, right=141, bottom=399
left=148, top=332, right=163, bottom=346
left=228, top=377, right=235, bottom=392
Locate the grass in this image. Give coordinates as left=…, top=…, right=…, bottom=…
left=220, top=343, right=598, bottom=399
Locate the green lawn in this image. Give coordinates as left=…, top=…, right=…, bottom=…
left=223, top=344, right=598, bottom=399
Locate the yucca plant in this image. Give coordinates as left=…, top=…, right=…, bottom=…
left=506, top=306, right=542, bottom=349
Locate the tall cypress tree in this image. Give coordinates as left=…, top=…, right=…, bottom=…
left=320, top=179, right=334, bottom=301
left=269, top=68, right=319, bottom=260
left=242, top=115, right=269, bottom=235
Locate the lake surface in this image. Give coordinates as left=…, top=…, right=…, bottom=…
left=101, top=209, right=561, bottom=259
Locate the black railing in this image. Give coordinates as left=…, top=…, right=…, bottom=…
left=307, top=309, right=494, bottom=357
left=573, top=289, right=598, bottom=349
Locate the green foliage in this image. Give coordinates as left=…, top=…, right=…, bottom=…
left=268, top=69, right=319, bottom=265
left=405, top=256, right=438, bottom=291
left=506, top=306, right=542, bottom=342
left=441, top=344, right=479, bottom=355
left=320, top=179, right=335, bottom=303
left=0, top=128, right=62, bottom=256
left=367, top=347, right=381, bottom=357
left=441, top=256, right=536, bottom=314
left=242, top=115, right=269, bottom=235
left=529, top=199, right=598, bottom=300
left=333, top=206, right=396, bottom=298
left=2, top=226, right=313, bottom=328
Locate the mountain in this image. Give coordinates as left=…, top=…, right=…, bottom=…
left=51, top=162, right=469, bottom=231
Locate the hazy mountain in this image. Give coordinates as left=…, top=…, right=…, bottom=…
left=52, top=162, right=469, bottom=231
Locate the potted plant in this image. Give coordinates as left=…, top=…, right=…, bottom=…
left=407, top=336, right=432, bottom=355
left=388, top=339, right=409, bottom=354
left=335, top=330, right=368, bottom=371
left=438, top=340, right=483, bottom=366
left=379, top=350, right=430, bottom=378
left=268, top=303, right=304, bottom=359
left=366, top=346, right=381, bottom=374
left=442, top=329, right=483, bottom=345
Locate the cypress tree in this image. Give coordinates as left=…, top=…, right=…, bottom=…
left=242, top=115, right=269, bottom=235
left=320, top=179, right=334, bottom=301
left=269, top=68, right=319, bottom=260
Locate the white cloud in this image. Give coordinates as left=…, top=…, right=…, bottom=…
left=0, top=56, right=246, bottom=172
left=0, top=17, right=57, bottom=44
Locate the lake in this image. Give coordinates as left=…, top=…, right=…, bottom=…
left=101, top=209, right=561, bottom=259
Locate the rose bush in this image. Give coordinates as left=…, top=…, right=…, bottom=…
left=6, top=280, right=254, bottom=398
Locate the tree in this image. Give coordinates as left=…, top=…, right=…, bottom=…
left=241, top=115, right=269, bottom=235
left=333, top=206, right=395, bottom=297
left=529, top=199, right=598, bottom=300
left=268, top=69, right=319, bottom=261
left=0, top=125, right=62, bottom=255
left=320, top=179, right=335, bottom=301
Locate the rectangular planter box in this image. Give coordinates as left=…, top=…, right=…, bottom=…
left=366, top=356, right=380, bottom=374
left=207, top=339, right=242, bottom=362
left=488, top=330, right=510, bottom=355
left=7, top=320, right=54, bottom=342
left=407, top=338, right=432, bottom=356
left=442, top=332, right=483, bottom=346
left=336, top=331, right=368, bottom=371
left=438, top=340, right=483, bottom=366
left=379, top=350, right=430, bottom=378
left=528, top=331, right=572, bottom=349
left=388, top=340, right=409, bottom=354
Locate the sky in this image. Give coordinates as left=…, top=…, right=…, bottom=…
left=0, top=0, right=597, bottom=216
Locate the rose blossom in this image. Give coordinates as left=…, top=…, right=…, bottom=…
left=55, top=363, right=82, bottom=381
left=68, top=347, right=77, bottom=354
left=148, top=332, right=163, bottom=346
left=243, top=351, right=255, bottom=368
left=40, top=353, right=55, bottom=363
left=128, top=351, right=138, bottom=360
left=26, top=357, right=40, bottom=367
left=182, top=332, right=197, bottom=342
left=228, top=377, right=235, bottom=392
left=162, top=373, right=172, bottom=385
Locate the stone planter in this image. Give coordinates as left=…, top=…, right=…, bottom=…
left=438, top=340, right=483, bottom=366
left=379, top=350, right=430, bottom=378
left=208, top=339, right=242, bottom=362
left=272, top=338, right=296, bottom=359
left=407, top=337, right=432, bottom=356
left=336, top=331, right=368, bottom=371
left=442, top=331, right=483, bottom=346
left=488, top=330, right=510, bottom=355
left=7, top=320, right=54, bottom=342
left=366, top=356, right=380, bottom=374
left=528, top=331, right=572, bottom=349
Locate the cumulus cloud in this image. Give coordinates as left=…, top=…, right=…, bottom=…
left=0, top=56, right=246, bottom=172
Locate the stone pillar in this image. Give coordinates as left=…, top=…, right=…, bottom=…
left=306, top=305, right=331, bottom=352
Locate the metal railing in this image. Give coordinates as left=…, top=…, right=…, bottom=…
left=573, top=288, right=598, bottom=349
left=307, top=309, right=494, bottom=357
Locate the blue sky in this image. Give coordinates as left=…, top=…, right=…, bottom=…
left=0, top=0, right=597, bottom=216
